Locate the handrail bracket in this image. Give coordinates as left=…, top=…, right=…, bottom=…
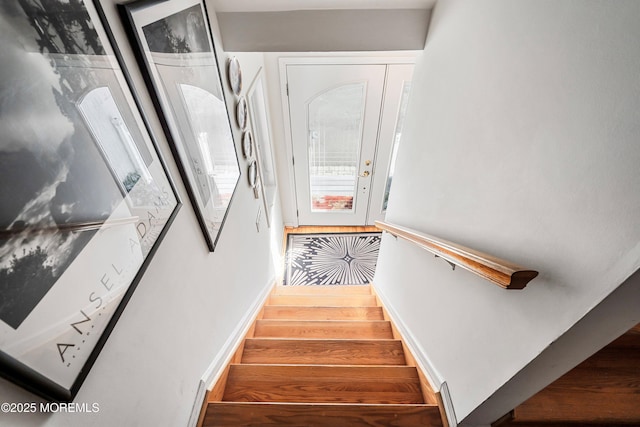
left=434, top=254, right=456, bottom=270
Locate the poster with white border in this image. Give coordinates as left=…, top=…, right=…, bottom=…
left=0, top=0, right=181, bottom=401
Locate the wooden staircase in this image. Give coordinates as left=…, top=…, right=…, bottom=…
left=495, top=324, right=640, bottom=427
left=201, top=284, right=446, bottom=427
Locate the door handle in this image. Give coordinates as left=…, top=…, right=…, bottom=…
left=359, top=170, right=370, bottom=177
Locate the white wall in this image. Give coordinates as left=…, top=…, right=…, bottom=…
left=216, top=9, right=431, bottom=52
left=0, top=1, right=283, bottom=426
left=212, top=0, right=437, bottom=12
left=374, top=0, right=640, bottom=423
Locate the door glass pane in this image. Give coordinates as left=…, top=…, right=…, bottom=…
left=383, top=82, right=411, bottom=211
left=308, top=83, right=365, bottom=212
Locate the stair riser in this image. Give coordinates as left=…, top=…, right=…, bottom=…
left=269, top=295, right=378, bottom=307
left=205, top=402, right=443, bottom=427
left=272, top=285, right=372, bottom=296
left=262, top=306, right=384, bottom=320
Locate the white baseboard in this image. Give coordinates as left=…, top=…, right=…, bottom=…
left=186, top=278, right=275, bottom=427
left=440, top=381, right=458, bottom=427
left=374, top=284, right=458, bottom=426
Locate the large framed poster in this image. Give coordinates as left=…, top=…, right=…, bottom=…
left=120, top=0, right=241, bottom=251
left=0, top=0, right=181, bottom=401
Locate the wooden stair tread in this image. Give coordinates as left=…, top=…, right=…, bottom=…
left=272, top=285, right=372, bottom=295
left=262, top=305, right=384, bottom=320
left=222, top=364, right=425, bottom=404
left=205, top=402, right=443, bottom=427
left=202, top=281, right=446, bottom=427
left=254, top=320, right=393, bottom=339
left=269, top=294, right=377, bottom=307
left=242, top=338, right=406, bottom=365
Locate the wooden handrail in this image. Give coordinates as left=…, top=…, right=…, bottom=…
left=375, top=220, right=538, bottom=290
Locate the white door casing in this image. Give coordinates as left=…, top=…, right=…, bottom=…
left=367, top=64, right=414, bottom=225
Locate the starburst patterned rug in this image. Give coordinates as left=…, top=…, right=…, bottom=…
left=284, top=233, right=382, bottom=286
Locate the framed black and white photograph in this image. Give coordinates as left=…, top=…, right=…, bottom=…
left=0, top=0, right=180, bottom=401
left=120, top=0, right=240, bottom=252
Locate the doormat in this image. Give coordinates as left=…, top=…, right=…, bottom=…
left=284, top=232, right=382, bottom=286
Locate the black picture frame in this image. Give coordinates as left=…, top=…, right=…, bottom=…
left=120, top=0, right=241, bottom=252
left=0, top=0, right=181, bottom=402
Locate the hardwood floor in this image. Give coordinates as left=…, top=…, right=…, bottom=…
left=284, top=225, right=380, bottom=235
left=495, top=324, right=640, bottom=426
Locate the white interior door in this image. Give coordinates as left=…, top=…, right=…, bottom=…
left=287, top=64, right=386, bottom=225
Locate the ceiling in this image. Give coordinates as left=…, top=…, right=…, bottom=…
left=212, top=0, right=437, bottom=12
